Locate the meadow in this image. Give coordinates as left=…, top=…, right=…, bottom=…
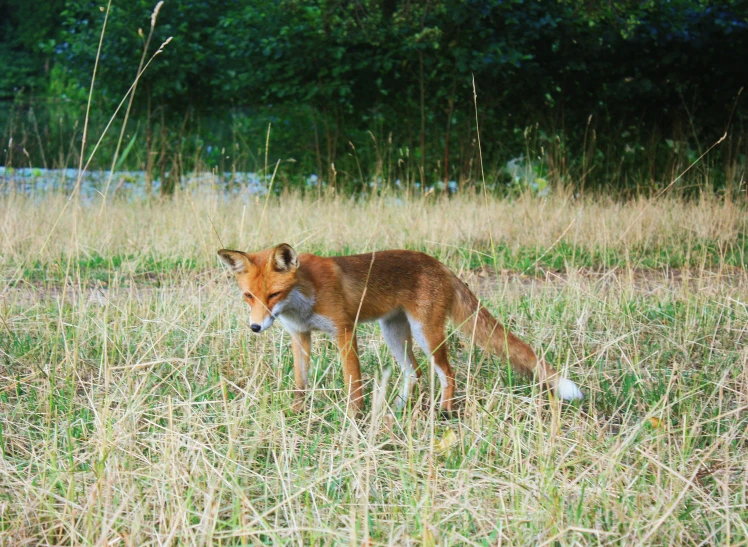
left=1, top=189, right=747, bottom=545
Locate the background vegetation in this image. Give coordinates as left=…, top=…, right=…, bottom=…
left=2, top=0, right=748, bottom=193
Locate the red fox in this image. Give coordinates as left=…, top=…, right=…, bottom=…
left=218, top=244, right=583, bottom=413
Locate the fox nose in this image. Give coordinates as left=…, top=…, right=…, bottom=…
left=250, top=323, right=262, bottom=333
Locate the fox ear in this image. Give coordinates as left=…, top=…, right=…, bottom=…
left=273, top=243, right=299, bottom=272
left=217, top=249, right=252, bottom=274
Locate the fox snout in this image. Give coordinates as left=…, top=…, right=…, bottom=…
left=249, top=314, right=275, bottom=333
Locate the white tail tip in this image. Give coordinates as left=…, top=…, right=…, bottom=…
left=557, top=377, right=584, bottom=401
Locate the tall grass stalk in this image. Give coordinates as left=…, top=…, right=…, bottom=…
left=98, top=1, right=165, bottom=211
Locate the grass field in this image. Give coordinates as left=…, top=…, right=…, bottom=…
left=1, top=190, right=747, bottom=545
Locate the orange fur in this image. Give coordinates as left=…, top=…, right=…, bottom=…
left=218, top=244, right=583, bottom=413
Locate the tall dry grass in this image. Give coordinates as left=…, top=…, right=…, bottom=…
left=1, top=190, right=744, bottom=267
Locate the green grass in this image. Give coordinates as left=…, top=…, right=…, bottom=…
left=14, top=253, right=199, bottom=285
left=6, top=234, right=748, bottom=288
left=1, top=191, right=747, bottom=545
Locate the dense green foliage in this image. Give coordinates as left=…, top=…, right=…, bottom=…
left=2, top=1, right=748, bottom=191
left=0, top=0, right=65, bottom=99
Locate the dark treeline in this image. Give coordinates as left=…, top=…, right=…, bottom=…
left=2, top=0, right=748, bottom=193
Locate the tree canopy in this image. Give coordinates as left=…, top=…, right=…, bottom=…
left=2, top=0, right=747, bottom=190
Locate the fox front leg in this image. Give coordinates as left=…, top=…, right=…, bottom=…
left=290, top=331, right=312, bottom=412
left=337, top=326, right=364, bottom=414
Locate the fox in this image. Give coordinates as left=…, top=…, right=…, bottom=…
left=218, top=244, right=583, bottom=413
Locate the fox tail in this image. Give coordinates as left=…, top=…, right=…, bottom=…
left=449, top=275, right=583, bottom=400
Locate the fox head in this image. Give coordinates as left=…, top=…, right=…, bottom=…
left=218, top=243, right=299, bottom=333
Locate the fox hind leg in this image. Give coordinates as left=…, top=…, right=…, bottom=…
left=428, top=344, right=455, bottom=411
left=380, top=311, right=421, bottom=409
left=407, top=313, right=455, bottom=412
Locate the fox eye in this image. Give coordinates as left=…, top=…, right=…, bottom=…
left=243, top=292, right=254, bottom=300
left=267, top=291, right=281, bottom=300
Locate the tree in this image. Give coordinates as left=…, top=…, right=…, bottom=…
left=0, top=0, right=65, bottom=99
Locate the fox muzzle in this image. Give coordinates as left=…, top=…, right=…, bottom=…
left=249, top=315, right=275, bottom=333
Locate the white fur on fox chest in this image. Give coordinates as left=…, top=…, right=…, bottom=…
left=274, top=287, right=337, bottom=335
